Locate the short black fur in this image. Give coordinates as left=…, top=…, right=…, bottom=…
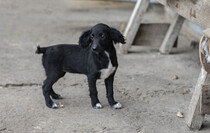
left=36, top=23, right=125, bottom=109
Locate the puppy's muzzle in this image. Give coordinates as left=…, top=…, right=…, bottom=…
left=92, top=45, right=97, bottom=51
left=92, top=45, right=99, bottom=54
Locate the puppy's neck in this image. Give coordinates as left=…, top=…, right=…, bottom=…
left=105, top=44, right=116, bottom=53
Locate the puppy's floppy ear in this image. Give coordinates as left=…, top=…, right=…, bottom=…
left=79, top=30, right=91, bottom=48
left=110, top=28, right=126, bottom=44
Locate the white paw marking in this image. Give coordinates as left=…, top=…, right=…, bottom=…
left=52, top=102, right=58, bottom=108
left=100, top=51, right=116, bottom=79
left=95, top=103, right=103, bottom=109
left=113, top=102, right=122, bottom=109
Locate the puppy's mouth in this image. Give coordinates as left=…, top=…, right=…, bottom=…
left=92, top=50, right=99, bottom=54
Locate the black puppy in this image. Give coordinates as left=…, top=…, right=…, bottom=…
left=36, top=23, right=125, bottom=109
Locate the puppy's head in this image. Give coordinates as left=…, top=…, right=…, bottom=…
left=79, top=23, right=125, bottom=54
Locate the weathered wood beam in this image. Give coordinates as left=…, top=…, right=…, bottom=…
left=157, top=0, right=210, bottom=29
left=186, top=68, right=206, bottom=130
left=201, top=84, right=210, bottom=114
left=119, top=0, right=149, bottom=54
left=159, top=14, right=185, bottom=54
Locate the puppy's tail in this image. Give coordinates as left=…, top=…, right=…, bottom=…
left=35, top=45, right=47, bottom=54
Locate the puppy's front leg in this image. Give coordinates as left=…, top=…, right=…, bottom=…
left=88, top=77, right=102, bottom=109
left=105, top=74, right=122, bottom=109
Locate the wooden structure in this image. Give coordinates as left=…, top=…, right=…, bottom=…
left=186, top=29, right=210, bottom=130
left=157, top=0, right=210, bottom=29
left=120, top=0, right=210, bottom=54
left=120, top=0, right=210, bottom=130
left=119, top=0, right=149, bottom=54
left=159, top=14, right=185, bottom=54
left=132, top=23, right=170, bottom=46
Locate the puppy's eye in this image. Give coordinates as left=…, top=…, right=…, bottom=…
left=90, top=34, right=94, bottom=39
left=100, top=34, right=105, bottom=39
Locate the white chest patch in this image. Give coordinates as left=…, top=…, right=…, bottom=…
left=100, top=51, right=116, bottom=79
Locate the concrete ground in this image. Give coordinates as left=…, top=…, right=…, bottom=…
left=0, top=0, right=209, bottom=133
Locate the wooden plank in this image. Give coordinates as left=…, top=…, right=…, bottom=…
left=186, top=68, right=206, bottom=130
left=159, top=14, right=185, bottom=54
left=157, top=0, right=210, bottom=29
left=132, top=23, right=170, bottom=46
left=201, top=84, right=210, bottom=114
left=200, top=73, right=210, bottom=115
left=156, top=0, right=167, bottom=5
left=119, top=0, right=149, bottom=54
left=203, top=28, right=210, bottom=39
left=201, top=85, right=210, bottom=106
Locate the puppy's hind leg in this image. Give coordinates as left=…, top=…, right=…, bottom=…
left=42, top=78, right=59, bottom=109
left=50, top=72, right=66, bottom=100
left=42, top=72, right=64, bottom=109
left=50, top=87, right=63, bottom=99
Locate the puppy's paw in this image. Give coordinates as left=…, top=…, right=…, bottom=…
left=52, top=102, right=58, bottom=108
left=47, top=102, right=58, bottom=109
left=93, top=103, right=103, bottom=109
left=51, top=94, right=63, bottom=99
left=112, top=102, right=122, bottom=109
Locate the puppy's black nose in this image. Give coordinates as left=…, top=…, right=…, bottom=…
left=92, top=46, right=97, bottom=51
